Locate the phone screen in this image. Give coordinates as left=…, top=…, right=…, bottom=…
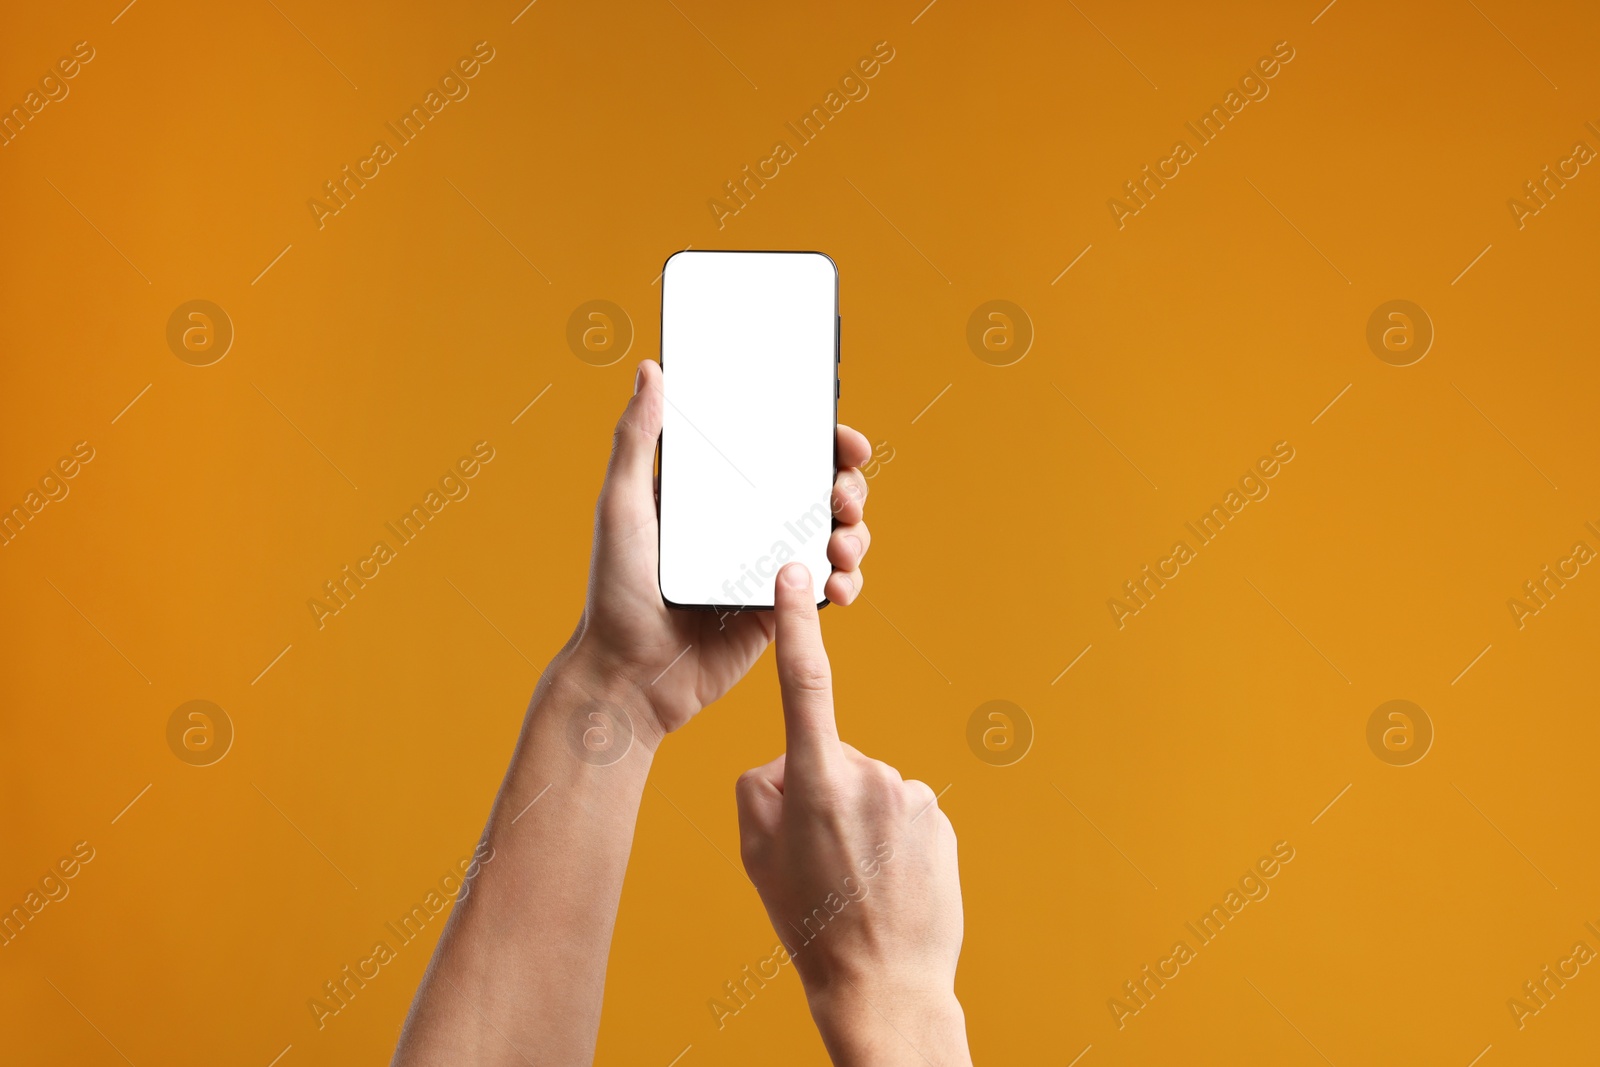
left=658, top=250, right=838, bottom=610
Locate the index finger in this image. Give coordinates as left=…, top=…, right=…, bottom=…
left=773, top=563, right=841, bottom=782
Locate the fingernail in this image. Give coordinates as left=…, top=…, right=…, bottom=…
left=781, top=563, right=810, bottom=588
left=633, top=363, right=644, bottom=395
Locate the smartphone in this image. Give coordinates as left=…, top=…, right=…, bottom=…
left=658, top=250, right=839, bottom=611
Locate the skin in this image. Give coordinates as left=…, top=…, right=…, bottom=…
left=738, top=565, right=971, bottom=1066
left=392, top=360, right=967, bottom=1064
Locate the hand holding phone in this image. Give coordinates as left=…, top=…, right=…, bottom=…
left=563, top=249, right=869, bottom=738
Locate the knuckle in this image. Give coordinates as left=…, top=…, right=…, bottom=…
left=612, top=400, right=657, bottom=447
left=786, top=658, right=832, bottom=694
left=861, top=762, right=904, bottom=804
left=875, top=759, right=905, bottom=784
left=832, top=478, right=867, bottom=514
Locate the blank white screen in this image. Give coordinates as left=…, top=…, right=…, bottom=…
left=659, top=251, right=837, bottom=609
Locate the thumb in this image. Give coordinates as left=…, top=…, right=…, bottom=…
left=774, top=563, right=841, bottom=782
left=734, top=753, right=786, bottom=855
left=599, top=361, right=662, bottom=522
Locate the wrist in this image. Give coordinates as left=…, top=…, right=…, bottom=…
left=538, top=644, right=668, bottom=758
left=807, top=981, right=969, bottom=1067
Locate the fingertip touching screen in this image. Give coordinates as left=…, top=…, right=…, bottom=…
left=658, top=250, right=838, bottom=610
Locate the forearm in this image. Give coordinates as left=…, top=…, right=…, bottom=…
left=393, top=645, right=660, bottom=1066
left=810, top=986, right=973, bottom=1067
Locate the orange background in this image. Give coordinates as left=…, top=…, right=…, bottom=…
left=3, top=1, right=1599, bottom=1064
